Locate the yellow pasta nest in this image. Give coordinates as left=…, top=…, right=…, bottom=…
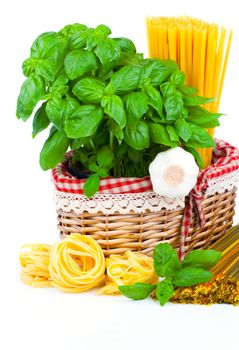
left=49, top=234, right=105, bottom=293
left=99, top=250, right=158, bottom=295
left=19, top=244, right=52, bottom=287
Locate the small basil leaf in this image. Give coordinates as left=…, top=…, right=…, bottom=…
left=184, top=146, right=204, bottom=169
left=83, top=174, right=100, bottom=198
left=145, top=86, right=163, bottom=117
left=124, top=92, right=148, bottom=124
left=104, top=95, right=126, bottom=129
left=46, top=97, right=80, bottom=130
left=153, top=243, right=181, bottom=278
left=166, top=125, right=179, bottom=142
left=32, top=103, right=50, bottom=138
left=125, top=121, right=149, bottom=150
left=59, top=23, right=88, bottom=37
left=182, top=250, right=221, bottom=269
left=186, top=124, right=215, bottom=148
left=119, top=283, right=156, bottom=300
left=64, top=49, right=97, bottom=80
left=177, top=85, right=198, bottom=95
left=113, top=37, right=136, bottom=53
left=174, top=267, right=213, bottom=287
left=97, top=146, right=114, bottom=169
left=17, top=74, right=45, bottom=121
left=69, top=28, right=91, bottom=49
left=175, top=119, right=192, bottom=142
left=156, top=280, right=174, bottom=306
left=64, top=105, right=103, bottom=138
left=160, top=82, right=176, bottom=97
left=108, top=120, right=124, bottom=142
left=109, top=65, right=142, bottom=93
left=149, top=123, right=178, bottom=147
left=142, top=59, right=175, bottom=85
left=73, top=78, right=105, bottom=104
left=40, top=130, right=69, bottom=170
left=22, top=57, right=35, bottom=77
left=183, top=95, right=215, bottom=106
left=170, top=70, right=185, bottom=85
left=164, top=94, right=184, bottom=120
left=94, top=38, right=121, bottom=73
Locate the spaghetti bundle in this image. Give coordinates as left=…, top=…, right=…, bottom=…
left=49, top=234, right=105, bottom=293
left=99, top=250, right=158, bottom=295
left=146, top=16, right=232, bottom=167
left=20, top=244, right=52, bottom=287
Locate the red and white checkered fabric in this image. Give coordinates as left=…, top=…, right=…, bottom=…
left=52, top=157, right=153, bottom=194
left=52, top=139, right=239, bottom=259
left=179, top=139, right=239, bottom=260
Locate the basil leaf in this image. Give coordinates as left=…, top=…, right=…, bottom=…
left=183, top=95, right=215, bottom=106
left=65, top=105, right=103, bottom=138
left=113, top=37, right=136, bottom=53
left=174, top=267, right=213, bottom=287
left=46, top=97, right=80, bottom=130
left=125, top=121, right=149, bottom=150
left=95, top=24, right=111, bottom=37
left=30, top=32, right=66, bottom=81
left=22, top=57, right=35, bottom=77
left=187, top=124, right=215, bottom=148
left=187, top=106, right=222, bottom=128
left=149, top=123, right=178, bottom=147
left=145, top=86, right=163, bottom=117
left=124, top=92, right=148, bottom=125
left=153, top=243, right=181, bottom=278
left=83, top=174, right=100, bottom=198
left=109, top=65, right=142, bottom=93
left=59, top=23, right=88, bottom=37
left=97, top=146, right=114, bottom=169
left=16, top=74, right=45, bottom=121
left=166, top=125, right=179, bottom=142
left=177, top=85, right=198, bottom=95
left=40, top=130, right=69, bottom=170
left=69, top=28, right=91, bottom=49
left=160, top=82, right=176, bottom=97
left=94, top=38, right=121, bottom=72
left=70, top=137, right=91, bottom=150
left=108, top=120, right=124, bottom=142
left=73, top=78, right=105, bottom=104
left=32, top=103, right=50, bottom=138
left=170, top=70, right=185, bottom=85
left=156, top=280, right=174, bottom=306
left=64, top=49, right=97, bottom=80
left=184, top=146, right=204, bottom=169
left=175, top=119, right=192, bottom=142
left=164, top=94, right=184, bottom=120
left=182, top=250, right=221, bottom=269
left=142, top=59, right=175, bottom=85
left=119, top=283, right=156, bottom=300
left=104, top=95, right=126, bottom=128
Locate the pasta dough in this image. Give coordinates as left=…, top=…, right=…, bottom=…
left=19, top=244, right=52, bottom=287
left=49, top=234, right=105, bottom=293
left=99, top=250, right=158, bottom=295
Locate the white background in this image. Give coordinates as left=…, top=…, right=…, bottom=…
left=1, top=0, right=239, bottom=349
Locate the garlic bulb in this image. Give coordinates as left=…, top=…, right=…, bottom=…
left=149, top=147, right=199, bottom=198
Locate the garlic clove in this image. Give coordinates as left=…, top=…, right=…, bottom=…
left=149, top=147, right=199, bottom=198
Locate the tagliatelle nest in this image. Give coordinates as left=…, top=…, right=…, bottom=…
left=171, top=274, right=239, bottom=305
left=98, top=251, right=158, bottom=295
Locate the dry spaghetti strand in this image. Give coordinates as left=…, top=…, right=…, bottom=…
left=146, top=16, right=233, bottom=168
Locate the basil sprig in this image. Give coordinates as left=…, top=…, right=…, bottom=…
left=119, top=243, right=221, bottom=306
left=17, top=23, right=223, bottom=197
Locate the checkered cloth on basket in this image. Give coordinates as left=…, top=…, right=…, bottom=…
left=52, top=139, right=239, bottom=259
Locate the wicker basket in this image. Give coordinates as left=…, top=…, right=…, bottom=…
left=53, top=140, right=239, bottom=257
left=56, top=188, right=236, bottom=256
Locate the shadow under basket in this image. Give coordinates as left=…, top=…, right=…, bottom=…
left=56, top=188, right=236, bottom=256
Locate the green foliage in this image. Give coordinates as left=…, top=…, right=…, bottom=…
left=119, top=243, right=221, bottom=306
left=16, top=22, right=222, bottom=197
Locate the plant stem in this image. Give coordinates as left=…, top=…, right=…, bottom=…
left=90, top=140, right=96, bottom=150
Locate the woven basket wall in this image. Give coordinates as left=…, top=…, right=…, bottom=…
left=57, top=188, right=236, bottom=256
